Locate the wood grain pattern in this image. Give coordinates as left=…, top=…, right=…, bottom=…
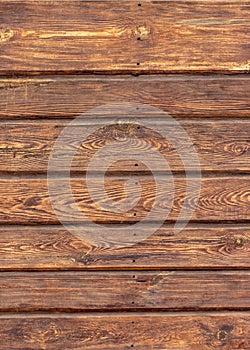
left=0, top=271, right=250, bottom=311
left=0, top=225, right=249, bottom=269
left=1, top=0, right=250, bottom=347
left=1, top=313, right=249, bottom=349
left=0, top=75, right=249, bottom=118
left=1, top=119, right=249, bottom=173
left=0, top=1, right=249, bottom=74
left=0, top=177, right=249, bottom=224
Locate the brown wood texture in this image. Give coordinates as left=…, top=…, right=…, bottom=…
left=1, top=0, right=250, bottom=347
left=0, top=177, right=249, bottom=224
left=0, top=313, right=249, bottom=349
left=0, top=271, right=250, bottom=311
left=0, top=1, right=249, bottom=74
left=1, top=119, right=249, bottom=174
left=0, top=75, right=249, bottom=118
left=0, top=225, right=249, bottom=269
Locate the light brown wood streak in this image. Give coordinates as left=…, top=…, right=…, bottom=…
left=0, top=120, right=249, bottom=173
left=0, top=271, right=250, bottom=311
left=0, top=1, right=249, bottom=74
left=0, top=75, right=249, bottom=118
left=0, top=177, right=249, bottom=224
left=0, top=313, right=249, bottom=349
left=0, top=225, right=249, bottom=269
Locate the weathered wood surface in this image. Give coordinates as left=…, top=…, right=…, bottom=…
left=0, top=1, right=249, bottom=74
left=0, top=177, right=249, bottom=224
left=1, top=119, right=249, bottom=173
left=0, top=225, right=249, bottom=269
left=0, top=75, right=249, bottom=118
left=1, top=0, right=249, bottom=347
left=0, top=271, right=250, bottom=311
left=1, top=313, right=249, bottom=349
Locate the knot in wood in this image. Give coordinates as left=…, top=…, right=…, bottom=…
left=216, top=330, right=228, bottom=341
left=234, top=237, right=245, bottom=248
left=0, top=27, right=14, bottom=42
left=132, top=25, right=151, bottom=40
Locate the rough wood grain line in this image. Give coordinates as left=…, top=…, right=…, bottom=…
left=0, top=225, right=249, bottom=269
left=0, top=75, right=249, bottom=118
left=0, top=1, right=249, bottom=74
left=0, top=271, right=250, bottom=311
left=0, top=177, right=249, bottom=224
left=1, top=120, right=249, bottom=173
left=0, top=313, right=249, bottom=350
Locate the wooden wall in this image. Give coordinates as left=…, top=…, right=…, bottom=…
left=0, top=1, right=249, bottom=349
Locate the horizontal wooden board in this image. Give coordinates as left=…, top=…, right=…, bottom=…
left=0, top=313, right=249, bottom=349
left=0, top=177, right=249, bottom=224
left=0, top=1, right=249, bottom=74
left=0, top=225, right=249, bottom=269
left=0, top=271, right=250, bottom=311
left=0, top=75, right=249, bottom=118
left=1, top=119, right=250, bottom=173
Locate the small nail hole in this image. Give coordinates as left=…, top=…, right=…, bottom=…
left=135, top=163, right=138, bottom=167
left=133, top=259, right=136, bottom=262
left=131, top=301, right=135, bottom=304
left=133, top=275, right=136, bottom=278
left=136, top=62, right=140, bottom=66
left=137, top=126, right=140, bottom=129
left=131, top=345, right=134, bottom=348
left=137, top=37, right=141, bottom=40
left=138, top=3, right=141, bottom=6
left=134, top=212, right=137, bottom=216
left=131, top=321, right=135, bottom=324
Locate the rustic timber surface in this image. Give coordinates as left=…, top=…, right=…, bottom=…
left=0, top=0, right=249, bottom=349
left=0, top=1, right=249, bottom=74
left=0, top=313, right=249, bottom=349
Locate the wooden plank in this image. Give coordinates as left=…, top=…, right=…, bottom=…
left=0, top=1, right=249, bottom=74
left=0, top=75, right=249, bottom=118
left=0, top=224, right=249, bottom=269
left=0, top=271, right=250, bottom=311
left=0, top=312, right=249, bottom=349
left=0, top=177, right=249, bottom=224
left=1, top=119, right=250, bottom=173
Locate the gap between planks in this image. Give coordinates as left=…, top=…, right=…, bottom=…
left=0, top=311, right=250, bottom=318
